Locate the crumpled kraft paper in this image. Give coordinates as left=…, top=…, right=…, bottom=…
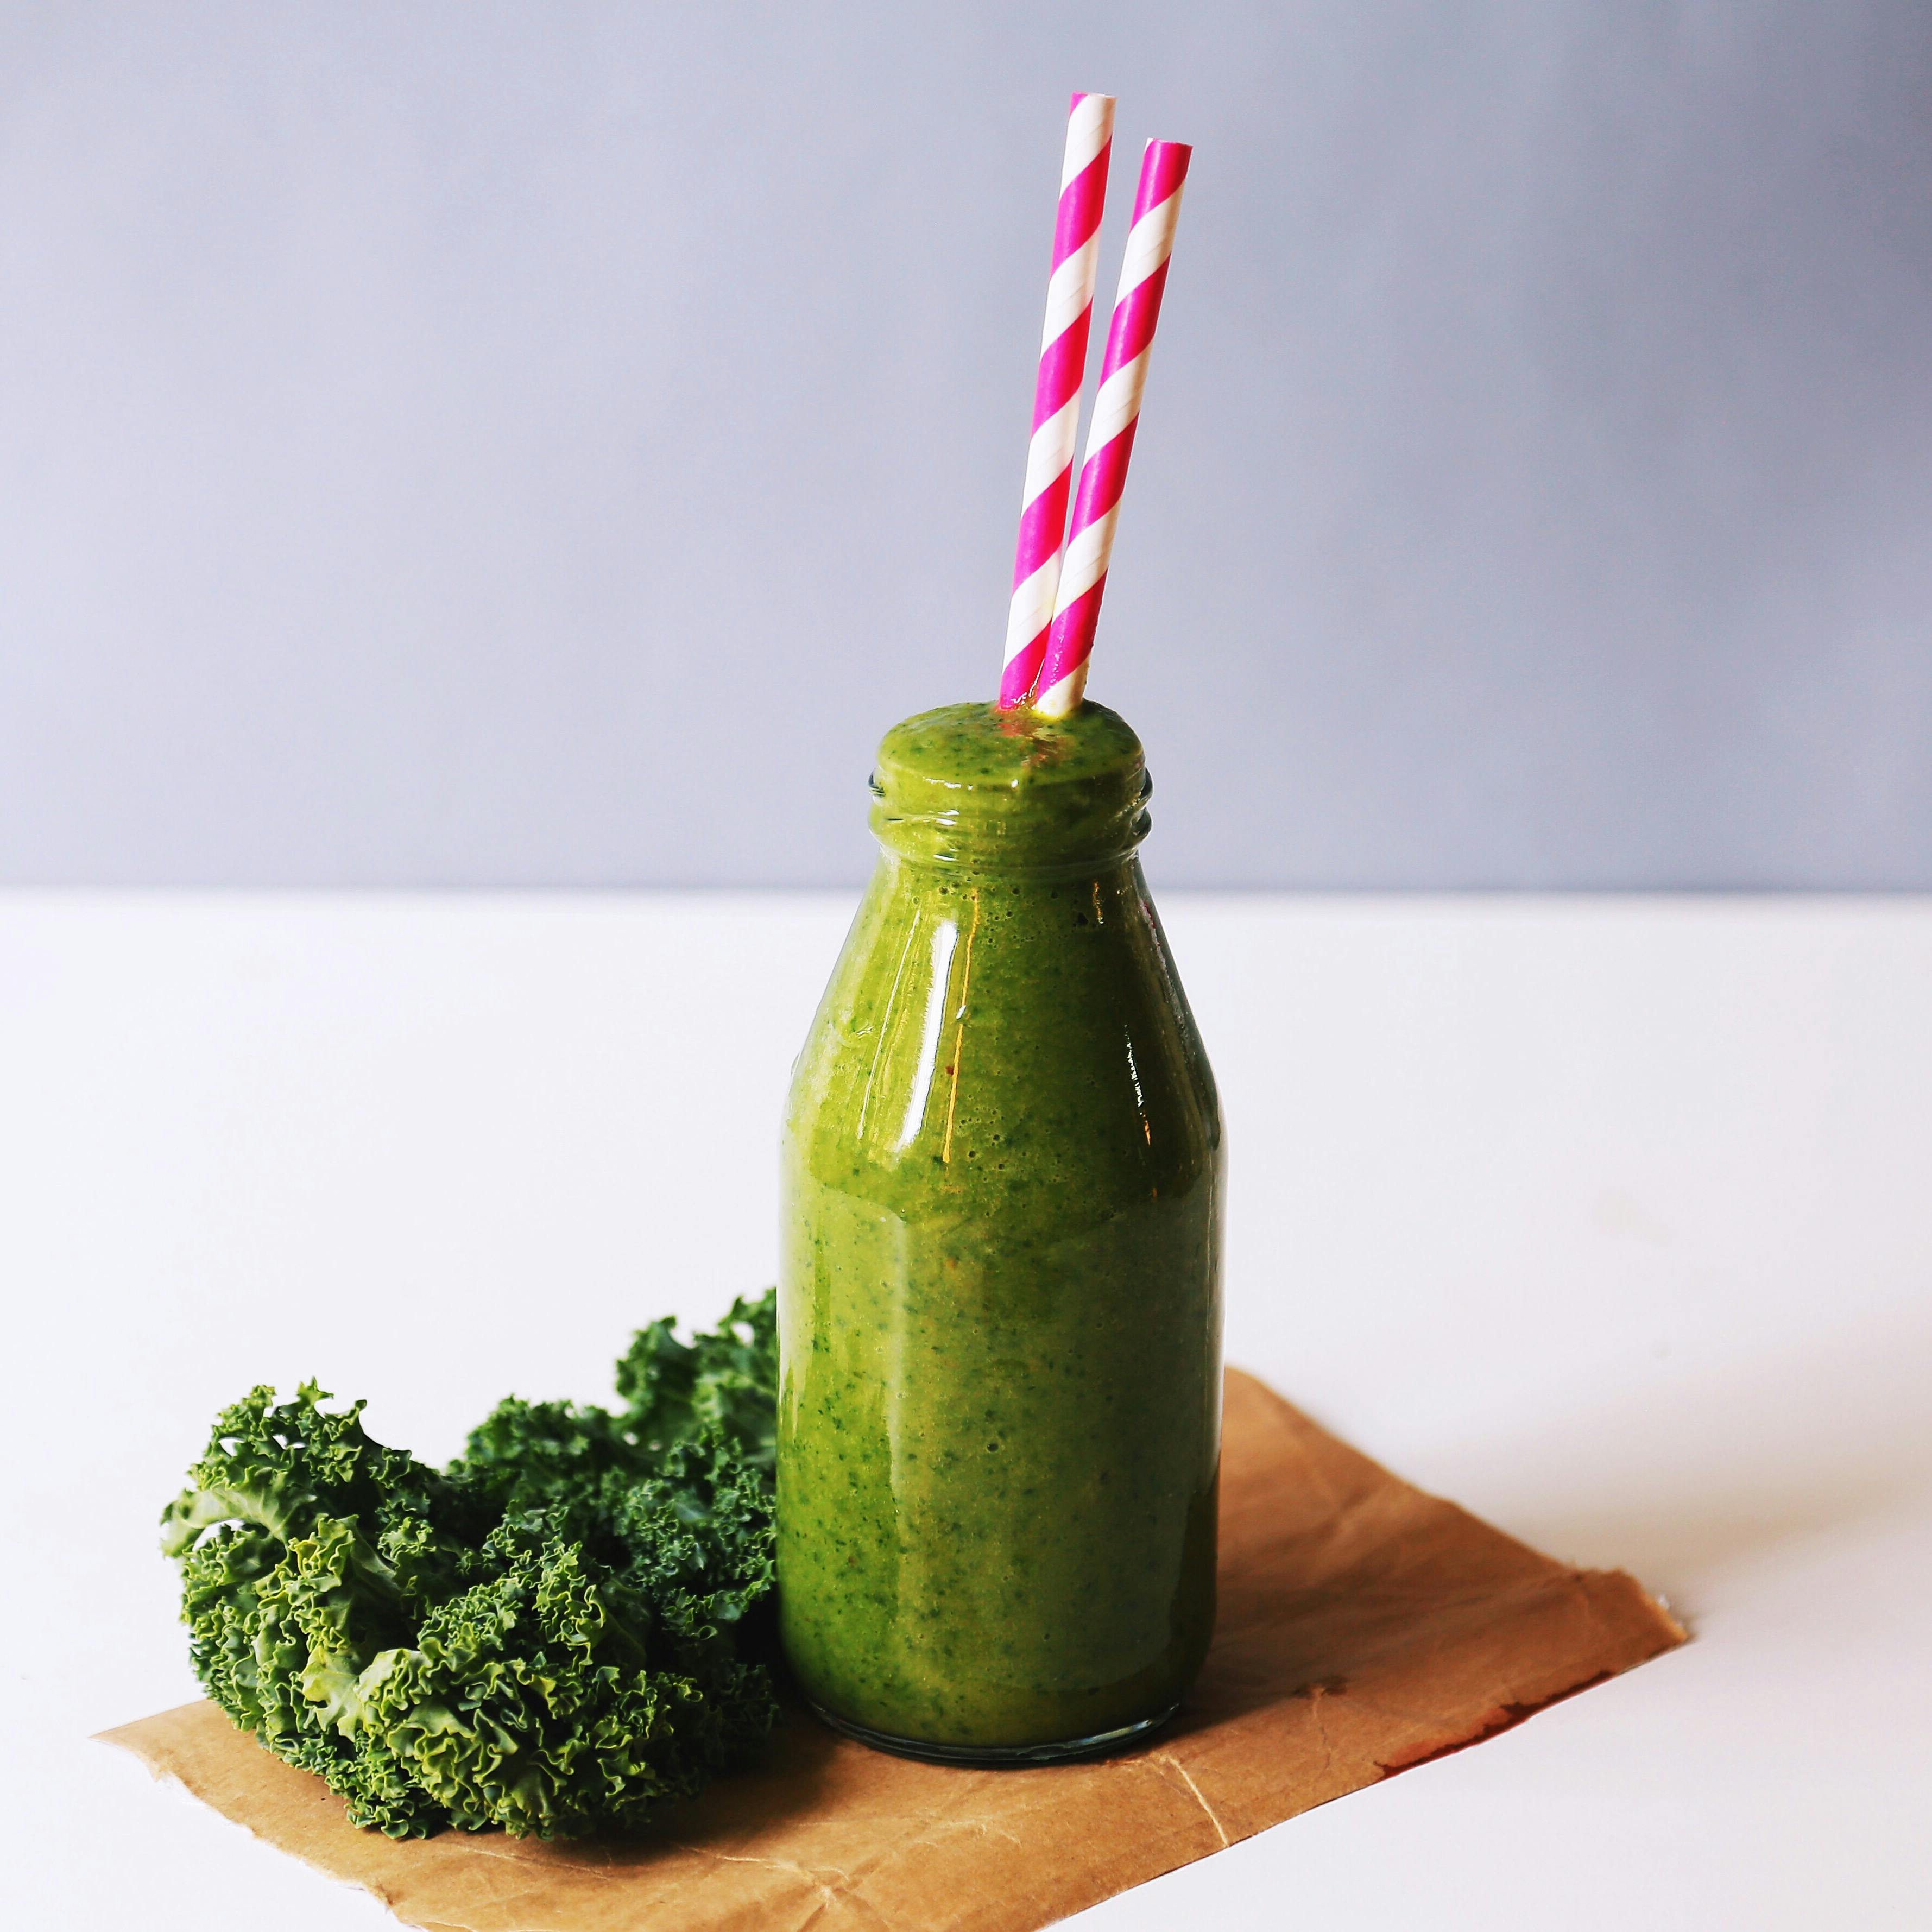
left=100, top=1369, right=1684, bottom=1931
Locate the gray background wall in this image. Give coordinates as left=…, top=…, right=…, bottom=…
left=3, top=2, right=1929, bottom=889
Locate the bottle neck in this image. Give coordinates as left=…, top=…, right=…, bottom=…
left=868, top=700, right=1152, bottom=878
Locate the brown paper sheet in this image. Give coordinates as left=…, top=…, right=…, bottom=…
left=100, top=1370, right=1684, bottom=1931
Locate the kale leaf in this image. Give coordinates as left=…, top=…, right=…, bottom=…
left=161, top=1292, right=780, bottom=1839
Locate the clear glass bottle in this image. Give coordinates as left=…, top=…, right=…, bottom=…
left=778, top=700, right=1223, bottom=1763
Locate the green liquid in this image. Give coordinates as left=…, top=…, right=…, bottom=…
left=778, top=702, right=1224, bottom=1751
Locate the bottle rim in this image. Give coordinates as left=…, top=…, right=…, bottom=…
left=867, top=702, right=1152, bottom=874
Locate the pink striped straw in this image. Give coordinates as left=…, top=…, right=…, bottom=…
left=997, top=92, right=1116, bottom=711
left=1029, top=139, right=1191, bottom=719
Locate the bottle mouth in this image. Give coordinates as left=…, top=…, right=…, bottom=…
left=868, top=702, right=1152, bottom=874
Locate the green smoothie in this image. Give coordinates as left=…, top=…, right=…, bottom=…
left=778, top=701, right=1224, bottom=1759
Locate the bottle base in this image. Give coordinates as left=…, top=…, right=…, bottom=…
left=807, top=1699, right=1182, bottom=1767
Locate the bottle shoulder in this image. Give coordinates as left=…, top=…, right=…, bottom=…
left=786, top=861, right=1220, bottom=1216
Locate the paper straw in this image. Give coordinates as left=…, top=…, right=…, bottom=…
left=1028, top=138, right=1191, bottom=719
left=997, top=92, right=1116, bottom=711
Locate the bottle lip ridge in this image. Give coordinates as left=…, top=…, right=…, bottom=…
left=868, top=701, right=1152, bottom=873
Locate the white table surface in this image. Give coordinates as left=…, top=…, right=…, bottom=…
left=4, top=892, right=1928, bottom=1929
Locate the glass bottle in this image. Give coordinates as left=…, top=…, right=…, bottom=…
left=777, top=700, right=1223, bottom=1763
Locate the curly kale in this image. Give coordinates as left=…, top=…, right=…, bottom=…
left=457, top=1290, right=779, bottom=1516
left=161, top=1293, right=779, bottom=1840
